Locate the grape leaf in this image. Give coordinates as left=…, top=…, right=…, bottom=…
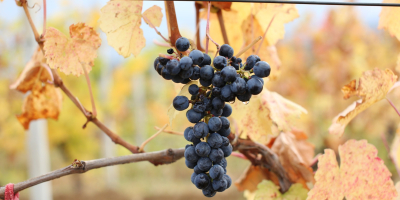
left=43, top=23, right=101, bottom=76
left=271, top=131, right=315, bottom=188
left=10, top=47, right=52, bottom=93
left=99, top=1, right=146, bottom=58
left=379, top=0, right=400, bottom=41
left=142, top=5, right=163, bottom=27
left=235, top=165, right=277, bottom=192
left=307, top=140, right=397, bottom=200
left=167, top=81, right=198, bottom=129
left=233, top=89, right=307, bottom=144
left=244, top=180, right=308, bottom=200
left=329, top=68, right=397, bottom=137
left=16, top=83, right=63, bottom=129
left=255, top=4, right=299, bottom=46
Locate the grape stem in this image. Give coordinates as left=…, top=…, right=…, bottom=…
left=256, top=13, right=277, bottom=55
left=217, top=9, right=229, bottom=45
left=42, top=0, right=46, bottom=37
left=153, top=39, right=173, bottom=48
left=80, top=62, right=97, bottom=118
left=139, top=124, right=169, bottom=152
left=387, top=98, right=400, bottom=117
left=235, top=36, right=262, bottom=58
left=154, top=126, right=183, bottom=136
left=158, top=53, right=175, bottom=60
left=205, top=1, right=211, bottom=54
left=142, top=15, right=170, bottom=43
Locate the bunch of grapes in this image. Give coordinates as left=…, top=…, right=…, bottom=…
left=153, top=37, right=271, bottom=197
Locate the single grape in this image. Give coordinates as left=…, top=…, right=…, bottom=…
left=221, top=143, right=232, bottom=157
left=179, top=68, right=193, bottom=79
left=211, top=97, right=225, bottom=110
left=202, top=184, right=217, bottom=197
left=220, top=85, right=234, bottom=102
left=167, top=48, right=174, bottom=54
left=161, top=67, right=174, bottom=80
left=244, top=55, right=260, bottom=70
left=202, top=97, right=213, bottom=111
left=224, top=175, right=232, bottom=189
left=237, top=91, right=252, bottom=102
left=185, top=160, right=197, bottom=169
left=184, top=146, right=200, bottom=162
left=213, top=56, right=227, bottom=70
left=194, top=122, right=209, bottom=138
left=188, top=84, right=199, bottom=95
left=184, top=127, right=194, bottom=142
left=221, top=66, right=237, bottom=83
left=176, top=37, right=190, bottom=52
left=195, top=142, right=211, bottom=157
left=253, top=61, right=271, bottom=78
left=211, top=108, right=223, bottom=117
left=172, top=75, right=184, bottom=83
left=237, top=58, right=242, bottom=63
left=194, top=173, right=211, bottom=189
left=212, top=72, right=226, bottom=87
left=166, top=59, right=181, bottom=75
left=191, top=66, right=201, bottom=80
left=219, top=44, right=234, bottom=58
left=200, top=65, right=214, bottom=80
left=230, top=77, right=247, bottom=95
left=194, top=165, right=205, bottom=174
left=200, top=78, right=212, bottom=87
left=212, top=87, right=221, bottom=97
left=191, top=172, right=197, bottom=184
left=247, top=77, right=263, bottom=95
left=173, top=96, right=189, bottom=111
left=186, top=109, right=203, bottom=123
left=208, top=132, right=223, bottom=148
left=251, top=75, right=264, bottom=84
left=189, top=50, right=205, bottom=65
left=208, top=117, right=222, bottom=132
left=222, top=104, right=232, bottom=117
left=218, top=127, right=231, bottom=137
left=159, top=57, right=170, bottom=65
left=209, top=164, right=225, bottom=179
left=193, top=102, right=207, bottom=113
left=215, top=157, right=227, bottom=169
left=212, top=178, right=227, bottom=191
left=221, top=136, right=230, bottom=146
left=209, top=148, right=224, bottom=163
left=197, top=157, right=213, bottom=171
left=179, top=56, right=193, bottom=70
left=220, top=117, right=230, bottom=129
left=200, top=53, right=212, bottom=67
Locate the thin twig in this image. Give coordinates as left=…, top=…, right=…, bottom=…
left=142, top=15, right=170, bottom=43
left=139, top=124, right=169, bottom=152
left=153, top=39, right=173, bottom=48
left=231, top=152, right=247, bottom=160
left=154, top=126, right=183, bottom=136
left=194, top=3, right=205, bottom=51
left=81, top=63, right=97, bottom=118
left=235, top=36, right=262, bottom=58
left=381, top=133, right=400, bottom=178
left=387, top=98, right=400, bottom=117
left=256, top=14, right=277, bottom=55
left=159, top=53, right=175, bottom=59
left=22, top=0, right=42, bottom=46
left=309, top=153, right=322, bottom=167
left=0, top=148, right=185, bottom=199
left=42, top=0, right=46, bottom=37
left=205, top=1, right=211, bottom=54
left=216, top=9, right=229, bottom=45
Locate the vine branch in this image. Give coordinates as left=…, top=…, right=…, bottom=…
left=217, top=9, right=229, bottom=45
left=142, top=15, right=170, bottom=43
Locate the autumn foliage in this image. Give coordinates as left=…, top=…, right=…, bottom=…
left=3, top=0, right=400, bottom=199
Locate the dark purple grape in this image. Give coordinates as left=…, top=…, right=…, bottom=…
left=179, top=56, right=193, bottom=70
left=189, top=50, right=205, bottom=65
left=219, top=44, right=234, bottom=58
left=244, top=55, right=260, bottom=70
left=253, top=61, right=271, bottom=78
left=221, top=66, right=237, bottom=82
left=176, top=37, right=190, bottom=52
left=189, top=84, right=199, bottom=95
left=173, top=96, right=189, bottom=111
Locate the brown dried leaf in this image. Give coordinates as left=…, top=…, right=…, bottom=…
left=329, top=68, right=398, bottom=137
left=235, top=165, right=279, bottom=192
left=17, top=83, right=63, bottom=129
left=10, top=48, right=52, bottom=93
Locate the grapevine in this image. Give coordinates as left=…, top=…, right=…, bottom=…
left=153, top=37, right=271, bottom=197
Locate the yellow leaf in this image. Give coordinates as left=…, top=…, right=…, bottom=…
left=43, top=23, right=101, bottom=76
left=329, top=68, right=398, bottom=137
left=10, top=47, right=52, bottom=93
left=308, top=140, right=397, bottom=200
left=16, top=83, right=63, bottom=130
left=168, top=81, right=198, bottom=129
left=233, top=89, right=307, bottom=144
left=143, top=5, right=163, bottom=27
left=379, top=0, right=400, bottom=41
left=99, top=0, right=145, bottom=58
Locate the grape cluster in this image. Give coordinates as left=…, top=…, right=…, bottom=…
left=153, top=37, right=271, bottom=197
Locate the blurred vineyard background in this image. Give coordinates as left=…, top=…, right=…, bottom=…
left=1, top=0, right=400, bottom=199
